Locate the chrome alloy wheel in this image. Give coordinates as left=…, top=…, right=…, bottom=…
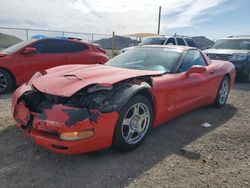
left=121, top=103, right=151, bottom=145
left=0, top=72, right=8, bottom=93
left=219, top=79, right=229, bottom=105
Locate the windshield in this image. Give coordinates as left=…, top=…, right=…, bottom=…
left=141, top=37, right=166, bottom=45
left=106, top=47, right=182, bottom=73
left=212, top=39, right=250, bottom=50
left=2, top=39, right=37, bottom=54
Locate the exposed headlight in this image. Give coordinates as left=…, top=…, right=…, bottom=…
left=230, top=53, right=248, bottom=61
left=26, top=72, right=43, bottom=86
left=60, top=129, right=94, bottom=141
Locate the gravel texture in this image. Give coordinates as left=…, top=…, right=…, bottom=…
left=0, top=83, right=249, bottom=188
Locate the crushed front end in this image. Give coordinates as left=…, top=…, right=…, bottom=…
left=12, top=84, right=119, bottom=155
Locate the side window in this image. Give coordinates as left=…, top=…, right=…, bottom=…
left=176, top=38, right=186, bottom=46
left=32, top=39, right=69, bottom=53
left=31, top=41, right=45, bottom=53
left=179, top=50, right=207, bottom=72
left=185, top=38, right=196, bottom=47
left=166, top=38, right=176, bottom=45
left=68, top=42, right=88, bottom=52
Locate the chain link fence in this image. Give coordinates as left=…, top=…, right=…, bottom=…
left=0, top=27, right=140, bottom=57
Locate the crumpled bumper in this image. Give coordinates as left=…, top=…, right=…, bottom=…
left=12, top=85, right=119, bottom=155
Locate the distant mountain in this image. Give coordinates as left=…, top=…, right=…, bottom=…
left=0, top=33, right=22, bottom=50
left=191, top=36, right=214, bottom=50
left=94, top=35, right=140, bottom=50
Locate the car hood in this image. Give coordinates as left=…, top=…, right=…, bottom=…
left=204, top=48, right=250, bottom=54
left=32, top=64, right=163, bottom=97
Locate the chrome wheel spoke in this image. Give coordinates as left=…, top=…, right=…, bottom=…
left=121, top=102, right=151, bottom=145
left=133, top=104, right=140, bottom=116
left=126, top=131, right=134, bottom=142
left=219, top=80, right=229, bottom=104
left=0, top=73, right=7, bottom=92
left=122, top=118, right=131, bottom=126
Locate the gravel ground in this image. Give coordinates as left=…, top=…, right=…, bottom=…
left=0, top=83, right=249, bottom=188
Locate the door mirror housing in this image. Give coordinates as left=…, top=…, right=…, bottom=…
left=185, top=65, right=206, bottom=78
left=23, top=47, right=36, bottom=54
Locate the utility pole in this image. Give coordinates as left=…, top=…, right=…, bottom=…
left=112, top=31, right=115, bottom=58
left=157, top=6, right=161, bottom=35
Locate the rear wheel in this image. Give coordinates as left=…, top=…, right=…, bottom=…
left=112, top=95, right=153, bottom=151
left=244, top=71, right=250, bottom=82
left=214, top=76, right=230, bottom=107
left=0, top=69, right=13, bottom=94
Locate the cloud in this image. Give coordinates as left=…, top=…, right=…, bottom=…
left=0, top=0, right=228, bottom=38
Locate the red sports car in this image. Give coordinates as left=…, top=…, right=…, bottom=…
left=0, top=37, right=109, bottom=94
left=12, top=45, right=235, bottom=155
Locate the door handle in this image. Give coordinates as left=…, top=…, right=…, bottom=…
left=209, top=71, right=215, bottom=74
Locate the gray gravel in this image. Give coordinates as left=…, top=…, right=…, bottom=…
left=0, top=83, right=249, bottom=188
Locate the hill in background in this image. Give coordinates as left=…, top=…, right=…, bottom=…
left=0, top=33, right=22, bottom=50
left=94, top=35, right=214, bottom=50
left=94, top=35, right=140, bottom=50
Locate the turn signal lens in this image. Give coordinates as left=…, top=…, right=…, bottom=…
left=60, top=130, right=94, bottom=141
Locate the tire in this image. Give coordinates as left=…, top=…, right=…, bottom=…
left=112, top=95, right=153, bottom=151
left=244, top=71, right=250, bottom=82
left=0, top=69, right=13, bottom=94
left=214, top=76, right=230, bottom=108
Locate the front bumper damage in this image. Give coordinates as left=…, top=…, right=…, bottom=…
left=12, top=84, right=119, bottom=155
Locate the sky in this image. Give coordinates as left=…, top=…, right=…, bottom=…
left=0, top=0, right=249, bottom=40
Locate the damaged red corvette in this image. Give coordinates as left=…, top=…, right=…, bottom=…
left=12, top=45, right=235, bottom=155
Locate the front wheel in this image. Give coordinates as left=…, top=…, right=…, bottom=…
left=214, top=76, right=230, bottom=108
left=112, top=95, right=153, bottom=151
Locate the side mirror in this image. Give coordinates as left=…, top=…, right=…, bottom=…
left=185, top=65, right=206, bottom=78
left=138, top=43, right=142, bottom=46
left=206, top=46, right=211, bottom=49
left=23, top=47, right=36, bottom=54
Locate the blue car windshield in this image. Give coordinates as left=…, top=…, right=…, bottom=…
left=106, top=47, right=182, bottom=73
left=2, top=39, right=37, bottom=54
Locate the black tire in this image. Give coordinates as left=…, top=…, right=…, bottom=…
left=214, top=76, right=230, bottom=108
left=244, top=71, right=250, bottom=82
left=0, top=69, right=13, bottom=94
left=112, top=95, right=153, bottom=151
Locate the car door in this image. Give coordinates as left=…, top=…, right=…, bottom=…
left=19, top=39, right=71, bottom=81
left=174, top=49, right=210, bottom=115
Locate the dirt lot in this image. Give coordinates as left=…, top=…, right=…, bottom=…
left=0, top=83, right=249, bottom=188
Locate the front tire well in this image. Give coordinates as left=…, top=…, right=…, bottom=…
left=136, top=89, right=154, bottom=111
left=225, top=73, right=230, bottom=81
left=0, top=67, right=16, bottom=87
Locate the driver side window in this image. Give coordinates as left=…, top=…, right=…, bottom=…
left=178, top=50, right=206, bottom=72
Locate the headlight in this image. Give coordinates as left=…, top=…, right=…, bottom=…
left=230, top=53, right=248, bottom=61
left=60, top=129, right=94, bottom=141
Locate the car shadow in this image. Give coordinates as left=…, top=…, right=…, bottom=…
left=0, top=104, right=237, bottom=187
left=0, top=92, right=12, bottom=100
left=233, top=82, right=250, bottom=91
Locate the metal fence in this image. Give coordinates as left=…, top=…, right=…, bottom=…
left=0, top=26, right=141, bottom=57
left=0, top=26, right=112, bottom=42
